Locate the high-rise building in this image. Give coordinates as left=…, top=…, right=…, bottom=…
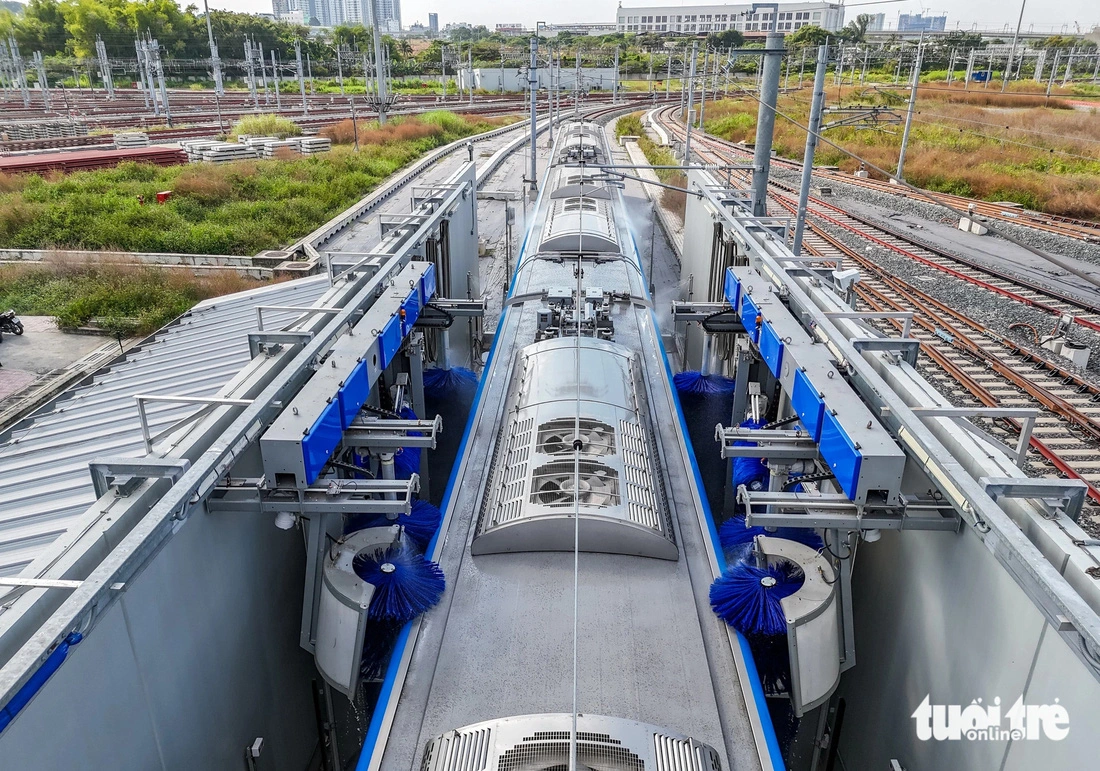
left=428, top=12, right=439, bottom=35
left=338, top=0, right=400, bottom=31
left=616, top=2, right=845, bottom=34
left=897, top=13, right=947, bottom=32
left=272, top=0, right=291, bottom=17
left=866, top=12, right=885, bottom=32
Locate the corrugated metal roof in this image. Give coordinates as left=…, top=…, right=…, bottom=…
left=0, top=276, right=330, bottom=577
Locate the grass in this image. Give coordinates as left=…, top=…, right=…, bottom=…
left=231, top=114, right=303, bottom=139
left=617, top=113, right=687, bottom=221
left=0, top=112, right=515, bottom=257
left=700, top=82, right=1100, bottom=220
left=0, top=259, right=261, bottom=335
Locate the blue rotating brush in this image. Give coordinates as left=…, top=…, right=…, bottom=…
left=353, top=543, right=446, bottom=623
left=709, top=561, right=805, bottom=637
left=719, top=516, right=823, bottom=565
left=345, top=499, right=443, bottom=552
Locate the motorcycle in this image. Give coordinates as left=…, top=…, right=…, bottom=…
left=0, top=309, right=24, bottom=339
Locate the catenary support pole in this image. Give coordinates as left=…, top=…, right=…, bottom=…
left=896, top=39, right=923, bottom=182
left=751, top=23, right=783, bottom=217
left=793, top=44, right=828, bottom=257
left=370, top=0, right=388, bottom=124
left=529, top=36, right=538, bottom=191
left=1002, top=0, right=1027, bottom=92
left=684, top=40, right=698, bottom=163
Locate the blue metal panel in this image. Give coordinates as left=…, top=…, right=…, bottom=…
left=791, top=368, right=825, bottom=442
left=401, top=289, right=421, bottom=337
left=379, top=313, right=402, bottom=370
left=740, top=293, right=760, bottom=344
left=759, top=321, right=783, bottom=377
left=337, top=360, right=370, bottom=429
left=302, top=400, right=344, bottom=484
left=820, top=410, right=863, bottom=500
left=420, top=262, right=437, bottom=302
left=723, top=267, right=741, bottom=309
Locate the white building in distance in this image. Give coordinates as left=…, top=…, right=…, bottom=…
left=616, top=2, right=844, bottom=34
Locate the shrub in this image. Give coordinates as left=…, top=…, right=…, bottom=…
left=231, top=114, right=303, bottom=139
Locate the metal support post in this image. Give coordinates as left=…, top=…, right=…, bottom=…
left=32, top=50, right=49, bottom=110
left=528, top=36, right=538, bottom=191
left=1002, top=0, right=1026, bottom=92
left=613, top=46, right=619, bottom=104
left=751, top=25, right=783, bottom=217
left=271, top=50, right=281, bottom=111
left=202, top=0, right=223, bottom=96
left=153, top=39, right=172, bottom=127
left=793, top=44, right=827, bottom=257
left=296, top=41, right=308, bottom=116
left=685, top=40, right=698, bottom=161
left=1046, top=51, right=1060, bottom=97
left=896, top=41, right=923, bottom=182
left=370, top=0, right=388, bottom=124
left=700, top=47, right=708, bottom=127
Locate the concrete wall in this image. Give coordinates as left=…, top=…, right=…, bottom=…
left=837, top=520, right=1100, bottom=769
left=0, top=501, right=319, bottom=770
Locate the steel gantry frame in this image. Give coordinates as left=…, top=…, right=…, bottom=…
left=0, top=160, right=484, bottom=718
left=688, top=169, right=1100, bottom=681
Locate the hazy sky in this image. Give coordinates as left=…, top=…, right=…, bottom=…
left=208, top=0, right=1098, bottom=36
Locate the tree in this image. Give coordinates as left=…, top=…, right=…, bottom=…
left=840, top=13, right=871, bottom=43
left=787, top=24, right=830, bottom=47
left=707, top=28, right=744, bottom=48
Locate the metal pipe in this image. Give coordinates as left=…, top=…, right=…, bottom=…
left=793, top=44, right=828, bottom=257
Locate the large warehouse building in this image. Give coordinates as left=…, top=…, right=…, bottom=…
left=616, top=2, right=844, bottom=34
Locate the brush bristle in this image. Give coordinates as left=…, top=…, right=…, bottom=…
left=673, top=371, right=736, bottom=395
left=710, top=561, right=805, bottom=636
left=360, top=620, right=403, bottom=681
left=423, top=367, right=479, bottom=400
left=393, top=406, right=422, bottom=480
left=353, top=543, right=446, bottom=622
left=719, top=517, right=824, bottom=563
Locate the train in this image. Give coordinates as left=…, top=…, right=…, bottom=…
left=361, top=118, right=776, bottom=771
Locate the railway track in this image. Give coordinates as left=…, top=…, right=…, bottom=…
left=0, top=93, right=662, bottom=153
left=650, top=105, right=1100, bottom=531
left=651, top=103, right=1100, bottom=243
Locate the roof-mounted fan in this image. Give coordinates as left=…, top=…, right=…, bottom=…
left=537, top=419, right=616, bottom=456
left=531, top=463, right=618, bottom=508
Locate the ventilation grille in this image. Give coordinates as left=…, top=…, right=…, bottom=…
left=498, top=732, right=644, bottom=771
left=536, top=418, right=616, bottom=457
left=424, top=727, right=493, bottom=771
left=529, top=461, right=620, bottom=508
left=652, top=734, right=722, bottom=771
left=493, top=416, right=535, bottom=525
left=620, top=419, right=661, bottom=529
